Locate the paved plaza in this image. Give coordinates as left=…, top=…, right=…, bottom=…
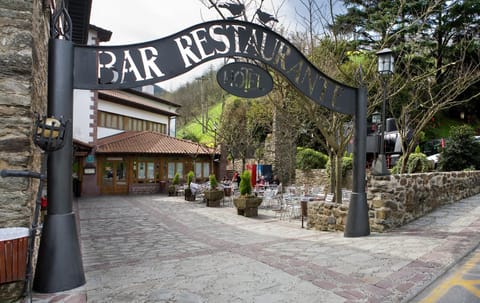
left=30, top=193, right=480, bottom=302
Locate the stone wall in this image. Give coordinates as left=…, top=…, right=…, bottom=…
left=295, top=169, right=352, bottom=191
left=129, top=183, right=162, bottom=195
left=0, top=0, right=49, bottom=300
left=307, top=171, right=480, bottom=233
left=0, top=0, right=48, bottom=225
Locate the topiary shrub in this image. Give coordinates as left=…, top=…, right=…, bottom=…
left=296, top=147, right=329, bottom=169
left=239, top=171, right=252, bottom=196
left=186, top=171, right=194, bottom=188
left=168, top=172, right=181, bottom=196
left=172, top=172, right=180, bottom=185
left=209, top=174, right=218, bottom=189
left=184, top=171, right=196, bottom=201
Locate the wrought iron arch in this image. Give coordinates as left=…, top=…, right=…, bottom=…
left=74, top=20, right=357, bottom=115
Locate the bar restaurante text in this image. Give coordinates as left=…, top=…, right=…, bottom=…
left=73, top=20, right=355, bottom=115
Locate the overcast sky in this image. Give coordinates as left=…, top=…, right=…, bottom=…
left=90, top=0, right=299, bottom=91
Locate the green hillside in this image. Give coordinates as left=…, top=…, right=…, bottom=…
left=424, top=113, right=480, bottom=140
left=177, top=99, right=228, bottom=147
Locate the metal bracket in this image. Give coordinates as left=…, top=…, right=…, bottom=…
left=50, top=0, right=72, bottom=40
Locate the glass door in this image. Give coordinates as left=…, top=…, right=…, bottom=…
left=101, top=159, right=128, bottom=194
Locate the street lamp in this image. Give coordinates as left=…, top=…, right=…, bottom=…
left=371, top=111, right=381, bottom=125
left=372, top=48, right=394, bottom=176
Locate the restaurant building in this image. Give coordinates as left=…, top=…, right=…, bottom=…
left=73, top=27, right=217, bottom=196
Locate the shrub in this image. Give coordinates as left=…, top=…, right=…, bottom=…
left=296, top=147, right=328, bottom=169
left=406, top=153, right=432, bottom=173
left=172, top=172, right=180, bottom=185
left=341, top=156, right=353, bottom=176
left=186, top=171, right=194, bottom=188
left=239, top=171, right=252, bottom=195
left=209, top=174, right=218, bottom=189
left=326, top=154, right=353, bottom=177
left=391, top=152, right=432, bottom=174
left=438, top=125, right=480, bottom=171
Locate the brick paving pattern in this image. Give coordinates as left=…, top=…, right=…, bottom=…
left=27, top=194, right=480, bottom=302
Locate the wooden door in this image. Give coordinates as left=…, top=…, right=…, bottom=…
left=100, top=158, right=128, bottom=195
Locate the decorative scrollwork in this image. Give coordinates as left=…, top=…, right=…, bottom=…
left=50, top=0, right=72, bottom=40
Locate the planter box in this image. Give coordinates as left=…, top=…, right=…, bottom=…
left=233, top=196, right=263, bottom=217
left=0, top=228, right=29, bottom=284
left=184, top=188, right=196, bottom=201
left=205, top=190, right=224, bottom=207
left=168, top=185, right=178, bottom=196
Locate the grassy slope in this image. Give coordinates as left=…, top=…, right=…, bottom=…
left=177, top=100, right=227, bottom=146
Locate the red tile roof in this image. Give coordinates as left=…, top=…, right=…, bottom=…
left=96, top=131, right=214, bottom=155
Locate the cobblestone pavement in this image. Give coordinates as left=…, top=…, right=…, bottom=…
left=29, top=194, right=480, bottom=302
left=410, top=244, right=480, bottom=302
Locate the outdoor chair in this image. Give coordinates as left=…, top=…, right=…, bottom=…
left=176, top=184, right=185, bottom=196
left=280, top=192, right=301, bottom=220
left=310, top=186, right=325, bottom=201
left=271, top=198, right=288, bottom=220
left=261, top=188, right=275, bottom=208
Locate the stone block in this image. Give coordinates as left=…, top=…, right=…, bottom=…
left=327, top=216, right=336, bottom=225
left=372, top=199, right=384, bottom=208
left=376, top=208, right=391, bottom=220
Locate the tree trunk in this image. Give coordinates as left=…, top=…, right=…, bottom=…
left=328, top=152, right=335, bottom=194
left=334, top=153, right=342, bottom=203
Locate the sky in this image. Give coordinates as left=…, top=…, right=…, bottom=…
left=89, top=0, right=298, bottom=92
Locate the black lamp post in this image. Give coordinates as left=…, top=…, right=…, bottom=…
left=371, top=48, right=394, bottom=176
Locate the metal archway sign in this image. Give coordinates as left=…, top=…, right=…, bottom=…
left=37, top=17, right=369, bottom=295
left=217, top=61, right=273, bottom=98
left=74, top=20, right=357, bottom=115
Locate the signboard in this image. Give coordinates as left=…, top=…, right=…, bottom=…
left=217, top=62, right=273, bottom=98
left=86, top=154, right=95, bottom=163
left=73, top=20, right=356, bottom=115
left=83, top=167, right=96, bottom=175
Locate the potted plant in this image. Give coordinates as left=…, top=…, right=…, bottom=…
left=184, top=170, right=196, bottom=201
left=233, top=170, right=262, bottom=217
left=204, top=174, right=224, bottom=207
left=168, top=172, right=180, bottom=196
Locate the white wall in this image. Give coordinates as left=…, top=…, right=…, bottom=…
left=73, top=89, right=94, bottom=143
left=97, top=127, right=124, bottom=139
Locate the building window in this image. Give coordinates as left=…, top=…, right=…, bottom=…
left=138, top=162, right=146, bottom=179
left=195, top=162, right=202, bottom=179
left=98, top=111, right=167, bottom=134
left=168, top=161, right=184, bottom=180
left=203, top=162, right=210, bottom=178
left=133, top=159, right=157, bottom=183
left=195, top=161, right=210, bottom=181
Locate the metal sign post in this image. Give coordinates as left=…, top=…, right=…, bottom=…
left=33, top=3, right=85, bottom=293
